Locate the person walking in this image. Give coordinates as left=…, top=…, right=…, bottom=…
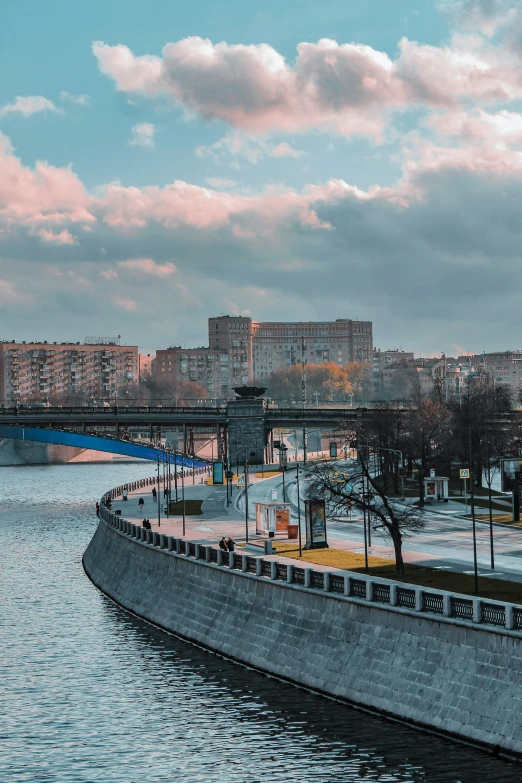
left=95, top=502, right=100, bottom=518
left=226, top=537, right=235, bottom=552
left=219, top=536, right=228, bottom=552
left=122, top=487, right=128, bottom=501
left=138, top=497, right=144, bottom=511
left=152, top=486, right=157, bottom=502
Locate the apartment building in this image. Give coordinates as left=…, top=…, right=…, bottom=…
left=481, top=352, right=522, bottom=398
left=373, top=349, right=415, bottom=396
left=154, top=346, right=229, bottom=397
left=0, top=340, right=138, bottom=403
left=208, top=315, right=373, bottom=388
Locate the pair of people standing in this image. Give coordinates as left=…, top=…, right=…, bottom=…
left=219, top=536, right=235, bottom=552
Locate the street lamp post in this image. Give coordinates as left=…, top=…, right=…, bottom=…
left=296, top=463, right=302, bottom=557
left=244, top=458, right=249, bottom=544
left=469, top=429, right=479, bottom=594
left=486, top=431, right=495, bottom=570
left=181, top=454, right=186, bottom=537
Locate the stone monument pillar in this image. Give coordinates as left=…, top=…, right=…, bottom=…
left=226, top=387, right=267, bottom=467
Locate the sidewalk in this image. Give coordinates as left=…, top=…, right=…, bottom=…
left=112, top=479, right=411, bottom=574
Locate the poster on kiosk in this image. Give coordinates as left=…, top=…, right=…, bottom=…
left=305, top=499, right=328, bottom=549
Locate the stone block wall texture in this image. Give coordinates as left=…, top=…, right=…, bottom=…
left=227, top=399, right=266, bottom=466
left=83, top=522, right=522, bottom=756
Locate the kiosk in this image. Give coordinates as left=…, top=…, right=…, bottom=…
left=255, top=501, right=294, bottom=538
left=423, top=469, right=449, bottom=502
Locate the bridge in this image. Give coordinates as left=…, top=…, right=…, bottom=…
left=0, top=401, right=366, bottom=465
left=0, top=404, right=364, bottom=428
left=0, top=423, right=209, bottom=468
left=0, top=400, right=515, bottom=466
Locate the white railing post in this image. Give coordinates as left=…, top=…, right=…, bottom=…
left=256, top=558, right=263, bottom=577
left=270, top=561, right=277, bottom=580
left=323, top=572, right=330, bottom=592
left=505, top=604, right=514, bottom=630
left=415, top=589, right=423, bottom=612
left=304, top=568, right=312, bottom=588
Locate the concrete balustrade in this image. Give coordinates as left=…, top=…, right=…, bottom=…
left=97, top=500, right=522, bottom=635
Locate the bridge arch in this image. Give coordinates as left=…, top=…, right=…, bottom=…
left=0, top=425, right=208, bottom=468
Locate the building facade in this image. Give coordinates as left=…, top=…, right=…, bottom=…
left=209, top=315, right=373, bottom=389
left=481, top=352, right=522, bottom=399
left=0, top=341, right=138, bottom=403
left=154, top=346, right=229, bottom=397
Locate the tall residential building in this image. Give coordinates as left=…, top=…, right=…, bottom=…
left=154, top=346, right=229, bottom=397
left=208, top=315, right=373, bottom=388
left=481, top=352, right=522, bottom=399
left=0, top=340, right=138, bottom=403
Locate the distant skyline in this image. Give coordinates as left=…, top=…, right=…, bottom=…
left=1, top=0, right=522, bottom=356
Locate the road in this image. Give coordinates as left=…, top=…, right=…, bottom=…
left=240, top=471, right=522, bottom=583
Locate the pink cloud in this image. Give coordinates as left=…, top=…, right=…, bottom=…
left=100, top=268, right=118, bottom=280
left=112, top=295, right=138, bottom=311
left=92, top=33, right=522, bottom=139
left=270, top=142, right=304, bottom=158
left=37, top=228, right=76, bottom=244
left=0, top=132, right=94, bottom=226
left=118, top=258, right=177, bottom=277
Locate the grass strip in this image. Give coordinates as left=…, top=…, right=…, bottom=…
left=273, top=544, right=522, bottom=604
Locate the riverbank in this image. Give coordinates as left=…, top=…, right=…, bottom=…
left=84, top=477, right=522, bottom=762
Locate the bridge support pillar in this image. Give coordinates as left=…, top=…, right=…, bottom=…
left=227, top=398, right=266, bottom=468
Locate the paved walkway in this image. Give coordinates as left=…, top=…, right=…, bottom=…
left=106, top=470, right=522, bottom=582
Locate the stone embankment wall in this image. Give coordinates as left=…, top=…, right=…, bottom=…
left=84, top=509, right=522, bottom=759
left=0, top=438, right=84, bottom=465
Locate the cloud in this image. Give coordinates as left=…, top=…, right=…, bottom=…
left=118, top=258, right=177, bottom=277
left=196, top=132, right=305, bottom=165
left=92, top=32, right=522, bottom=140
left=3, top=109, right=522, bottom=353
left=0, top=279, right=33, bottom=305
left=270, top=142, right=304, bottom=158
left=101, top=268, right=118, bottom=280
left=112, top=295, right=138, bottom=311
left=129, top=122, right=156, bottom=147
left=0, top=95, right=63, bottom=119
left=37, top=228, right=76, bottom=244
left=0, top=131, right=94, bottom=226
left=60, top=91, right=91, bottom=105
left=439, top=0, right=516, bottom=34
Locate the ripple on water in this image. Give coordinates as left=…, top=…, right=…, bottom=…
left=0, top=463, right=519, bottom=782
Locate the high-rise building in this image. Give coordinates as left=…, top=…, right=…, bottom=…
left=209, top=316, right=373, bottom=389
left=154, top=316, right=373, bottom=398
left=154, top=346, right=229, bottom=398
left=0, top=340, right=138, bottom=403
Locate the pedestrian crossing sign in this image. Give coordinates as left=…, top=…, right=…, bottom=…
left=459, top=468, right=470, bottom=479
left=237, top=475, right=245, bottom=486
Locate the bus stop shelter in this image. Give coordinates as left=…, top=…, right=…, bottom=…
left=255, top=501, right=294, bottom=538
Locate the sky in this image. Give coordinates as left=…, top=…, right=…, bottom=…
left=1, top=0, right=522, bottom=356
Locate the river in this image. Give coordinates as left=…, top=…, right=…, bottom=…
left=0, top=463, right=518, bottom=782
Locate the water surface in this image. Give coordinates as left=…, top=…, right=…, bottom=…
left=0, top=463, right=518, bottom=782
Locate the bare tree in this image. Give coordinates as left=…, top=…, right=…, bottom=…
left=307, top=450, right=423, bottom=575
left=447, top=375, right=515, bottom=487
